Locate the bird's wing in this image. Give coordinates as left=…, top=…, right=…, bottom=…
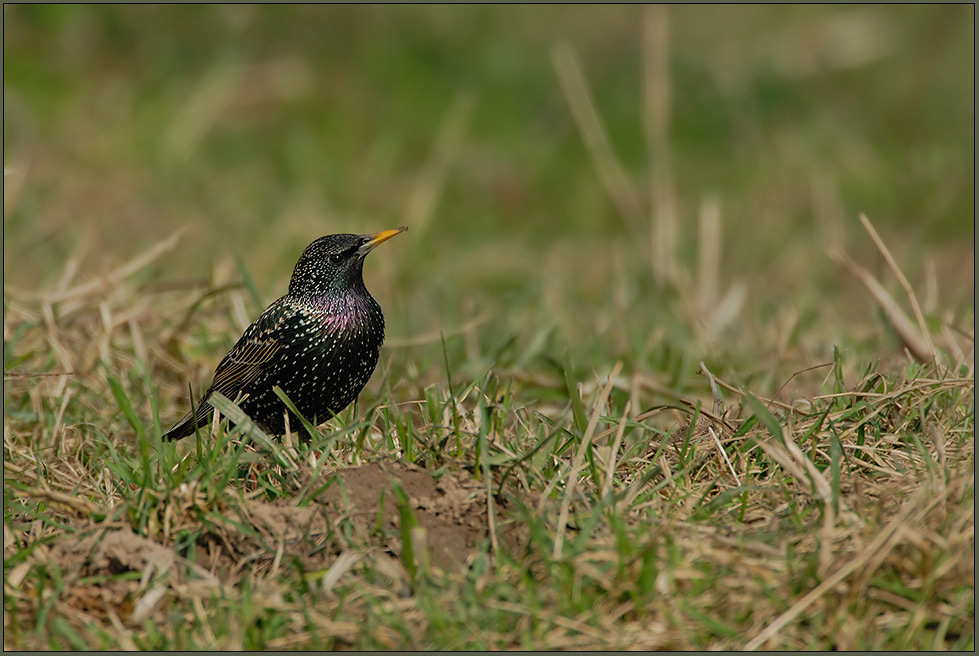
left=203, top=303, right=290, bottom=402
left=163, top=301, right=300, bottom=440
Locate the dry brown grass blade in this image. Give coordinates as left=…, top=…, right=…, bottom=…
left=553, top=361, right=622, bottom=559
left=552, top=43, right=644, bottom=235
left=829, top=246, right=935, bottom=362
left=699, top=361, right=725, bottom=416
left=708, top=425, right=740, bottom=486
left=600, top=401, right=631, bottom=500
left=858, top=213, right=938, bottom=358
left=696, top=196, right=721, bottom=313
left=105, top=607, right=140, bottom=650
left=36, top=228, right=188, bottom=305
left=164, top=61, right=243, bottom=161
left=17, top=486, right=101, bottom=517
left=41, top=302, right=74, bottom=374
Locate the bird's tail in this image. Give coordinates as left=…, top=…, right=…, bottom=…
left=161, top=402, right=212, bottom=441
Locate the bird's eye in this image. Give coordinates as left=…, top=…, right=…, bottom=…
left=329, top=253, right=344, bottom=265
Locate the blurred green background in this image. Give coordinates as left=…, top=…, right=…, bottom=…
left=4, top=5, right=975, bottom=393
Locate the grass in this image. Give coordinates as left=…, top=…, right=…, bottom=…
left=3, top=4, right=975, bottom=651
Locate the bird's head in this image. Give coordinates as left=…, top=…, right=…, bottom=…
left=288, top=227, right=406, bottom=301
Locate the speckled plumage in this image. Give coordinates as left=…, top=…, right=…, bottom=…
left=163, top=227, right=406, bottom=441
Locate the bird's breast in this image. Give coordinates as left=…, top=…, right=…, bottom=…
left=303, top=294, right=384, bottom=348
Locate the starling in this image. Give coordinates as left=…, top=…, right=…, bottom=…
left=163, top=227, right=406, bottom=441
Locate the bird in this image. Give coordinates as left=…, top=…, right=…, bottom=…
left=162, top=226, right=406, bottom=441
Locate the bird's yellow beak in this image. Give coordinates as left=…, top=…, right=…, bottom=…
left=358, top=226, right=407, bottom=255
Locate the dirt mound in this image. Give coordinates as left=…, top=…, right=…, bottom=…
left=316, top=461, right=501, bottom=568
